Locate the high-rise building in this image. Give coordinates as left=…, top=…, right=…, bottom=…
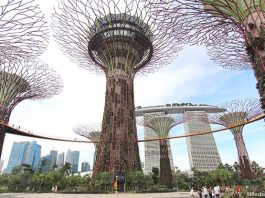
left=23, top=141, right=41, bottom=171
left=144, top=125, right=174, bottom=174
left=0, top=160, right=4, bottom=175
left=5, top=141, right=41, bottom=174
left=65, top=150, right=80, bottom=174
left=136, top=103, right=224, bottom=173
left=49, top=150, right=58, bottom=170
left=184, top=111, right=222, bottom=171
left=57, top=152, right=64, bottom=169
left=40, top=155, right=51, bottom=173
left=81, top=162, right=90, bottom=172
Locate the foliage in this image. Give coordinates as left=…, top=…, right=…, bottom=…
left=152, top=167, right=159, bottom=185
left=0, top=161, right=264, bottom=193
left=93, top=172, right=112, bottom=192
left=126, top=171, right=145, bottom=191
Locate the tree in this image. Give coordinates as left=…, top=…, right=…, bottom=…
left=126, top=171, right=144, bottom=191
left=208, top=99, right=262, bottom=179
left=52, top=0, right=185, bottom=176
left=62, top=162, right=72, bottom=176
left=152, top=167, right=159, bottom=185
left=137, top=114, right=183, bottom=187
left=210, top=168, right=233, bottom=185
left=93, top=172, right=112, bottom=192
left=251, top=161, right=263, bottom=177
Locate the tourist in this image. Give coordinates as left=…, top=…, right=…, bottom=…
left=198, top=187, right=203, bottom=198
left=235, top=184, right=241, bottom=197
left=190, top=188, right=195, bottom=198
left=214, top=185, right=220, bottom=198
left=203, top=186, right=209, bottom=198
left=208, top=186, right=213, bottom=198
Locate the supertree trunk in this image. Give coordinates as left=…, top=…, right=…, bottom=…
left=159, top=140, right=173, bottom=187
left=93, top=143, right=99, bottom=169
left=0, top=127, right=5, bottom=159
left=94, top=75, right=141, bottom=175
left=233, top=131, right=252, bottom=179
left=0, top=112, right=10, bottom=159
left=246, top=31, right=265, bottom=109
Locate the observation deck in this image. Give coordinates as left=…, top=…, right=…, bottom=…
left=135, top=103, right=226, bottom=116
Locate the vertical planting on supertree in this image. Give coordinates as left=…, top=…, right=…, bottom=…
left=137, top=113, right=183, bottom=187
left=52, top=0, right=185, bottom=176
left=0, top=0, right=49, bottom=56
left=73, top=124, right=101, bottom=168
left=208, top=99, right=262, bottom=179
left=157, top=0, right=265, bottom=110
left=0, top=56, right=63, bottom=158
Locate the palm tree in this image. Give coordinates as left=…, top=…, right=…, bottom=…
left=51, top=164, right=58, bottom=172
left=62, top=162, right=72, bottom=176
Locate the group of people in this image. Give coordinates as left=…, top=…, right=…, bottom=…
left=190, top=184, right=241, bottom=198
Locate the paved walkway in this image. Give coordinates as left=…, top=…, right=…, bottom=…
left=0, top=192, right=190, bottom=198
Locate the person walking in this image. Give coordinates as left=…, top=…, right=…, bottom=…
left=208, top=186, right=213, bottom=198
left=214, top=185, right=220, bottom=198
left=235, top=184, right=241, bottom=197
left=203, top=186, right=209, bottom=198
left=190, top=188, right=195, bottom=198
left=198, top=187, right=203, bottom=198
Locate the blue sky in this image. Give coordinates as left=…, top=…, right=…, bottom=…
left=1, top=0, right=265, bottom=172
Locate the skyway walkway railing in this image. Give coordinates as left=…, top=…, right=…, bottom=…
left=0, top=113, right=264, bottom=143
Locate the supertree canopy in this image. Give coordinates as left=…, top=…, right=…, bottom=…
left=161, top=0, right=265, bottom=110
left=137, top=113, right=183, bottom=187
left=0, top=0, right=49, bottom=56
left=0, top=56, right=63, bottom=158
left=52, top=0, right=185, bottom=176
left=73, top=124, right=101, bottom=167
left=208, top=99, right=262, bottom=179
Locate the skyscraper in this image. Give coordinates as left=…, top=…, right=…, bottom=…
left=57, top=152, right=64, bottom=169
left=136, top=103, right=224, bottom=173
left=23, top=141, right=41, bottom=171
left=81, top=162, right=90, bottom=172
left=65, top=150, right=80, bottom=174
left=184, top=111, right=222, bottom=171
left=40, top=155, right=51, bottom=173
left=144, top=125, right=174, bottom=174
left=49, top=150, right=58, bottom=170
left=0, top=160, right=4, bottom=175
left=5, top=141, right=41, bottom=174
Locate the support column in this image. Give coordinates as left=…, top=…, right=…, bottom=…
left=233, top=132, right=252, bottom=179
left=159, top=140, right=173, bottom=187
left=94, top=75, right=141, bottom=176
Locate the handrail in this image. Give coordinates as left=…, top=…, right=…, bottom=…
left=0, top=113, right=264, bottom=143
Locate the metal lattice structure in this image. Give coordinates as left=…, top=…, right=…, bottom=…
left=52, top=0, right=186, bottom=176
left=208, top=99, right=262, bottom=179
left=159, top=0, right=265, bottom=109
left=0, top=0, right=49, bottom=57
left=73, top=124, right=101, bottom=168
left=0, top=56, right=63, bottom=159
left=137, top=112, right=183, bottom=187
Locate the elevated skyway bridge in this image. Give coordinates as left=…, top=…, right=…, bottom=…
left=0, top=113, right=264, bottom=143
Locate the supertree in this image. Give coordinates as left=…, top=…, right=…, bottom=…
left=207, top=99, right=262, bottom=179
left=154, top=0, right=265, bottom=110
left=52, top=0, right=185, bottom=176
left=73, top=124, right=101, bottom=168
left=137, top=112, right=183, bottom=187
left=0, top=0, right=49, bottom=56
left=0, top=56, right=63, bottom=159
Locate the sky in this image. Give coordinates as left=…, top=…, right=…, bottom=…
left=1, top=0, right=265, bottom=172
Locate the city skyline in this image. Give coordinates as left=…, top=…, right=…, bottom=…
left=0, top=0, right=264, bottom=172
